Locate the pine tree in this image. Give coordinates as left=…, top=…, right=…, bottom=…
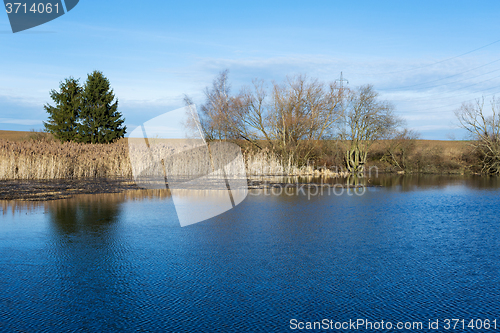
left=78, top=71, right=126, bottom=144
left=43, top=77, right=82, bottom=142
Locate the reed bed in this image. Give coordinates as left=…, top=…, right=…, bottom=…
left=129, top=139, right=249, bottom=182
left=0, top=139, right=132, bottom=180
left=244, top=148, right=348, bottom=177
left=0, top=138, right=344, bottom=181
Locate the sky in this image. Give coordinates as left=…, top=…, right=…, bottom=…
left=2, top=0, right=500, bottom=139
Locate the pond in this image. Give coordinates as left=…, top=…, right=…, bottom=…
left=1, top=175, right=500, bottom=332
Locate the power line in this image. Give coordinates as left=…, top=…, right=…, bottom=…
left=334, top=39, right=500, bottom=118
left=387, top=67, right=500, bottom=99
left=383, top=57, right=500, bottom=91
left=386, top=72, right=500, bottom=103
left=396, top=88, right=500, bottom=114
left=358, top=38, right=500, bottom=76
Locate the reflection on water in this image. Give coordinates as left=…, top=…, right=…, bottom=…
left=3, top=174, right=499, bottom=216
left=371, top=174, right=500, bottom=190
left=0, top=189, right=171, bottom=216
left=1, top=175, right=500, bottom=332
left=250, top=173, right=500, bottom=190
left=48, top=196, right=121, bottom=235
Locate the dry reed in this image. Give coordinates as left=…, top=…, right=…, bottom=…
left=244, top=148, right=348, bottom=177
left=0, top=138, right=345, bottom=181
left=0, top=139, right=132, bottom=180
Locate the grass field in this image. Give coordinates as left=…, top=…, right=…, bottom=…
left=0, top=131, right=469, bottom=151
left=0, top=130, right=35, bottom=141
left=369, top=139, right=474, bottom=174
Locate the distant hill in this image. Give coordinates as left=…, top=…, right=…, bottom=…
left=0, top=130, right=34, bottom=141
left=0, top=130, right=128, bottom=143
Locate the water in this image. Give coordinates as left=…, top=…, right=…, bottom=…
left=1, top=176, right=500, bottom=332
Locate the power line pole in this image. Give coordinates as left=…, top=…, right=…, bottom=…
left=336, top=72, right=349, bottom=134
left=336, top=71, right=349, bottom=94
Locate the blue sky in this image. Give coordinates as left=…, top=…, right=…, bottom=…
left=2, top=0, right=500, bottom=139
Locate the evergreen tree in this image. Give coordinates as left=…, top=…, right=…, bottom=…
left=43, top=77, right=82, bottom=142
left=78, top=71, right=126, bottom=144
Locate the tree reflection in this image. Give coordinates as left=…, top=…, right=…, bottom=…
left=46, top=190, right=170, bottom=235
left=369, top=174, right=500, bottom=191
left=47, top=194, right=122, bottom=235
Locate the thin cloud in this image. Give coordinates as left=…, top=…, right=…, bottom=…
left=0, top=118, right=43, bottom=126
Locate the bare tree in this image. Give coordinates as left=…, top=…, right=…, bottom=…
left=339, top=85, right=401, bottom=174
left=198, top=69, right=233, bottom=141
left=455, top=97, right=500, bottom=175
left=243, top=75, right=343, bottom=166
left=193, top=71, right=343, bottom=167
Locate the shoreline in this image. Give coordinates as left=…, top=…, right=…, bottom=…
left=0, top=178, right=140, bottom=201
left=0, top=177, right=377, bottom=202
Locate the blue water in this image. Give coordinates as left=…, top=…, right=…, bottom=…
left=1, top=178, right=500, bottom=332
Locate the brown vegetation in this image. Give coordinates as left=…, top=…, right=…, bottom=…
left=455, top=98, right=500, bottom=175
left=339, top=85, right=401, bottom=173
left=0, top=129, right=480, bottom=181
left=368, top=139, right=476, bottom=174
left=0, top=136, right=132, bottom=180
left=0, top=130, right=36, bottom=141
left=188, top=71, right=343, bottom=168
left=0, top=134, right=348, bottom=181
